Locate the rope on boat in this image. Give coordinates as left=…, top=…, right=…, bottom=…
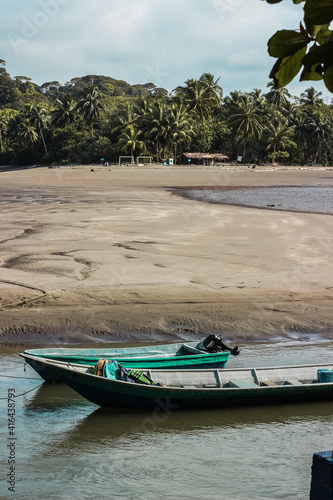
left=0, top=381, right=45, bottom=399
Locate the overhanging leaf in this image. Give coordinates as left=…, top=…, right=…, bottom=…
left=269, top=46, right=307, bottom=88
left=300, top=63, right=323, bottom=81
left=268, top=30, right=309, bottom=58
left=308, top=23, right=331, bottom=41
left=302, top=41, right=333, bottom=67
left=323, top=64, right=333, bottom=92
left=304, top=0, right=333, bottom=25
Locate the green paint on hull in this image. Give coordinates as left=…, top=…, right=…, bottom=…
left=20, top=354, right=333, bottom=411
left=23, top=342, right=230, bottom=380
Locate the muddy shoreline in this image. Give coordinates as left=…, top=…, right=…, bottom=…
left=0, top=165, right=332, bottom=343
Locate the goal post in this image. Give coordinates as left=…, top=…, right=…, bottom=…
left=119, top=156, right=135, bottom=165
left=137, top=156, right=152, bottom=165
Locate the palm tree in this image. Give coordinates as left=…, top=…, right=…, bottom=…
left=199, top=73, right=223, bottom=107
left=307, top=112, right=331, bottom=164
left=265, top=81, right=291, bottom=108
left=222, top=91, right=244, bottom=117
left=18, top=118, right=38, bottom=155
left=300, top=87, right=324, bottom=108
left=250, top=88, right=263, bottom=101
left=116, top=124, right=145, bottom=157
left=174, top=77, right=215, bottom=123
left=228, top=94, right=263, bottom=162
left=142, top=101, right=171, bottom=162
left=134, top=95, right=151, bottom=118
left=25, top=105, right=50, bottom=154
left=0, top=110, right=9, bottom=152
left=262, top=113, right=296, bottom=164
left=186, top=79, right=212, bottom=122
left=280, top=99, right=298, bottom=118
left=52, top=93, right=77, bottom=128
left=7, top=114, right=21, bottom=142
left=288, top=112, right=310, bottom=161
left=167, top=100, right=194, bottom=163
left=77, top=85, right=105, bottom=138
left=111, top=102, right=138, bottom=138
left=250, top=88, right=271, bottom=118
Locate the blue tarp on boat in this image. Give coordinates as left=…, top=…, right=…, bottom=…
left=318, top=369, right=333, bottom=383
left=103, top=360, right=120, bottom=380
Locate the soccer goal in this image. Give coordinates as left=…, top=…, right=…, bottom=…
left=119, top=156, right=135, bottom=165
left=137, top=156, right=152, bottom=165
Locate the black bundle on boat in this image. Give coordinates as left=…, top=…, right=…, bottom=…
left=202, top=335, right=240, bottom=356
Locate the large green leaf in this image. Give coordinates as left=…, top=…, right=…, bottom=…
left=269, top=46, right=307, bottom=88
left=268, top=30, right=309, bottom=58
left=314, top=24, right=332, bottom=44
left=323, top=64, right=333, bottom=92
left=302, top=41, right=333, bottom=67
left=300, top=63, right=323, bottom=81
left=304, top=0, right=333, bottom=25
left=308, top=23, right=330, bottom=39
left=265, top=0, right=333, bottom=93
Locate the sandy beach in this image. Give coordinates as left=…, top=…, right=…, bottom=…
left=0, top=164, right=332, bottom=343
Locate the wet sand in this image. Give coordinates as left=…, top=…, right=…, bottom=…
left=176, top=185, right=333, bottom=215
left=0, top=164, right=332, bottom=343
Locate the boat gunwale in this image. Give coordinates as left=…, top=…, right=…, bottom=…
left=20, top=353, right=333, bottom=392
left=23, top=341, right=200, bottom=356
left=23, top=342, right=232, bottom=363
left=27, top=352, right=230, bottom=362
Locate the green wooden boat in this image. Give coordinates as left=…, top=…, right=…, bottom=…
left=23, top=336, right=239, bottom=381
left=20, top=354, right=333, bottom=410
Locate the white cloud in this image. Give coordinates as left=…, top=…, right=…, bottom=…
left=0, top=0, right=331, bottom=100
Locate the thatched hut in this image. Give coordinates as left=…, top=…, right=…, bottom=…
left=182, top=152, right=229, bottom=165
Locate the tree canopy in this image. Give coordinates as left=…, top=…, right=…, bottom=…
left=0, top=60, right=332, bottom=167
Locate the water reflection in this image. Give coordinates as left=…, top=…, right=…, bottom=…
left=2, top=341, right=333, bottom=500
left=52, top=401, right=333, bottom=448
left=25, top=382, right=86, bottom=410
left=31, top=398, right=333, bottom=500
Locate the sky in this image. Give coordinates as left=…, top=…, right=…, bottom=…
left=0, top=0, right=331, bottom=101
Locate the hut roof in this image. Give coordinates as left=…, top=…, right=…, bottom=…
left=183, top=152, right=229, bottom=160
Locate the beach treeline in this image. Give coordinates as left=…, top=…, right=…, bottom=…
left=0, top=59, right=332, bottom=166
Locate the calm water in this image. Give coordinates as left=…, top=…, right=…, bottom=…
left=1, top=338, right=333, bottom=500
left=179, top=186, right=333, bottom=215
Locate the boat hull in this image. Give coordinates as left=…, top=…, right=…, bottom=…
left=21, top=355, right=333, bottom=410
left=62, top=372, right=333, bottom=410
left=23, top=343, right=230, bottom=380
